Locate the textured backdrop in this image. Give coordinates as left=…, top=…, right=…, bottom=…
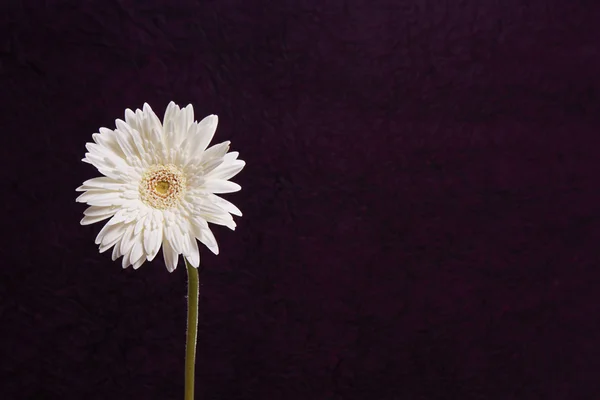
left=1, top=1, right=600, bottom=399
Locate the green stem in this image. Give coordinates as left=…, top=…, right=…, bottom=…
left=184, top=258, right=199, bottom=400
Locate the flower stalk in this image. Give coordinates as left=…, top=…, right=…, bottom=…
left=184, top=258, right=199, bottom=400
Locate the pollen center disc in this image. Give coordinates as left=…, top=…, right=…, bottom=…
left=139, top=164, right=186, bottom=209
left=155, top=181, right=170, bottom=195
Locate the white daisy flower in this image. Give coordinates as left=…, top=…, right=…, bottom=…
left=76, top=102, right=245, bottom=272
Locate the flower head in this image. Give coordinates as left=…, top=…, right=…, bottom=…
left=76, top=102, right=245, bottom=272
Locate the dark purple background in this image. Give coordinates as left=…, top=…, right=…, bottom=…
left=2, top=1, right=600, bottom=399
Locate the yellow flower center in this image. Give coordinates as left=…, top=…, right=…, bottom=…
left=139, top=164, right=186, bottom=209
left=155, top=181, right=170, bottom=195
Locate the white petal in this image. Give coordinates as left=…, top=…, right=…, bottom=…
left=163, top=101, right=179, bottom=135
left=96, top=128, right=126, bottom=159
left=194, top=203, right=236, bottom=230
left=162, top=236, right=179, bottom=272
left=207, top=160, right=245, bottom=181
left=134, top=215, right=146, bottom=236
left=106, top=208, right=129, bottom=226
left=185, top=121, right=198, bottom=141
left=189, top=115, right=218, bottom=158
left=201, top=157, right=225, bottom=176
left=206, top=215, right=236, bottom=230
left=194, top=222, right=219, bottom=255
left=95, top=222, right=126, bottom=246
left=223, top=151, right=238, bottom=162
left=164, top=104, right=190, bottom=149
left=88, top=195, right=124, bottom=207
left=174, top=105, right=192, bottom=144
left=143, top=108, right=164, bottom=145
left=202, top=179, right=241, bottom=194
left=83, top=205, right=119, bottom=217
left=102, top=150, right=131, bottom=172
left=130, top=238, right=144, bottom=268
left=182, top=104, right=194, bottom=131
left=77, top=190, right=126, bottom=207
left=152, top=208, right=164, bottom=228
left=184, top=234, right=200, bottom=268
left=114, top=121, right=140, bottom=160
left=95, top=222, right=113, bottom=244
left=121, top=189, right=140, bottom=200
left=99, top=240, right=119, bottom=254
left=123, top=208, right=140, bottom=224
left=137, top=105, right=164, bottom=158
left=76, top=177, right=124, bottom=192
left=165, top=224, right=185, bottom=254
left=115, top=117, right=145, bottom=158
left=101, top=228, right=125, bottom=249
left=202, top=141, right=230, bottom=162
left=86, top=164, right=121, bottom=180
left=195, top=199, right=229, bottom=217
left=190, top=215, right=209, bottom=232
left=179, top=226, right=191, bottom=254
left=125, top=108, right=140, bottom=131
left=132, top=257, right=145, bottom=270
left=85, top=139, right=126, bottom=167
left=80, top=214, right=113, bottom=225
left=143, top=103, right=162, bottom=131
left=207, top=194, right=242, bottom=217
left=81, top=154, right=115, bottom=174
left=129, top=129, right=147, bottom=162
left=144, top=226, right=163, bottom=262
left=122, top=247, right=131, bottom=268
left=98, top=227, right=123, bottom=252
left=119, top=223, right=137, bottom=256
left=76, top=190, right=116, bottom=203
left=111, top=243, right=122, bottom=261
left=201, top=233, right=219, bottom=255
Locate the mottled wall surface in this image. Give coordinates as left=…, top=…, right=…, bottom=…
left=2, top=1, right=600, bottom=399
